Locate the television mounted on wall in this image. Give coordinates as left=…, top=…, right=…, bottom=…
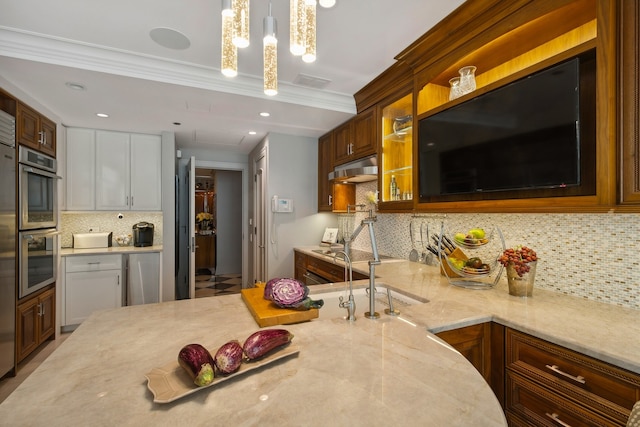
left=418, top=49, right=596, bottom=203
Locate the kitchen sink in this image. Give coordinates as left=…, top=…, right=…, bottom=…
left=312, top=286, right=425, bottom=320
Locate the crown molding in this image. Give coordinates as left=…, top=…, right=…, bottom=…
left=0, top=27, right=356, bottom=114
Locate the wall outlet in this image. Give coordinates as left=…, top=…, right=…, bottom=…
left=89, top=226, right=100, bottom=232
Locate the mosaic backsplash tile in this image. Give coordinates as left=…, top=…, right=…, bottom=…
left=342, top=182, right=640, bottom=310
left=60, top=212, right=163, bottom=248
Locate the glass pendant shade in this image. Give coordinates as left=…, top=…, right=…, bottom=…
left=263, top=15, right=278, bottom=96
left=232, top=0, right=250, bottom=48
left=302, top=0, right=316, bottom=63
left=289, top=0, right=306, bottom=56
left=221, top=0, right=237, bottom=77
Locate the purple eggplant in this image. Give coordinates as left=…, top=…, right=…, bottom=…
left=214, top=340, right=243, bottom=374
left=243, top=329, right=294, bottom=360
left=178, top=343, right=215, bottom=387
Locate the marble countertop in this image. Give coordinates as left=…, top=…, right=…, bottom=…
left=0, top=295, right=506, bottom=426
left=297, top=246, right=640, bottom=375
left=2, top=245, right=637, bottom=425
left=60, top=245, right=163, bottom=256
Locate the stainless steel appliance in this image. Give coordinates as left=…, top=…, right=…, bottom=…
left=19, top=228, right=58, bottom=298
left=18, top=146, right=58, bottom=230
left=0, top=109, right=16, bottom=377
left=133, top=222, right=154, bottom=247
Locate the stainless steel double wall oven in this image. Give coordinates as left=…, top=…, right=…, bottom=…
left=18, top=146, right=59, bottom=299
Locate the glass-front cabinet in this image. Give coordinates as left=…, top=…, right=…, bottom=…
left=379, top=92, right=413, bottom=209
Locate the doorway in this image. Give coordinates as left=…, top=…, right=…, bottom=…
left=175, top=158, right=248, bottom=300
left=194, top=168, right=242, bottom=297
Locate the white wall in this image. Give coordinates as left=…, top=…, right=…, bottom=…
left=256, top=133, right=337, bottom=279
left=215, top=170, right=242, bottom=275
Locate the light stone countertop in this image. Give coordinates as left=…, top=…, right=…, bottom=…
left=298, top=246, right=640, bottom=375
left=0, top=294, right=507, bottom=426
left=60, top=245, right=163, bottom=256
left=2, top=245, right=637, bottom=426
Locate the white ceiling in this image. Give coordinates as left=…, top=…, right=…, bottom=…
left=0, top=0, right=465, bottom=154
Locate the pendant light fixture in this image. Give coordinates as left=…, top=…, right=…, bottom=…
left=232, top=0, right=250, bottom=49
left=289, top=0, right=306, bottom=56
left=302, top=0, right=316, bottom=63
left=221, top=0, right=237, bottom=77
left=263, top=1, right=278, bottom=96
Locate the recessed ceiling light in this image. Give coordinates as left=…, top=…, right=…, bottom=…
left=259, top=112, right=270, bottom=117
left=65, top=82, right=85, bottom=91
left=249, top=131, right=257, bottom=135
left=319, top=0, right=336, bottom=8
left=96, top=113, right=109, bottom=118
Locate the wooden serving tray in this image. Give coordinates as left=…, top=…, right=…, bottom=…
left=240, top=284, right=318, bottom=327
left=145, top=344, right=300, bottom=403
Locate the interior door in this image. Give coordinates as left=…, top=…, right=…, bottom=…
left=187, top=157, right=196, bottom=298
left=253, top=151, right=267, bottom=283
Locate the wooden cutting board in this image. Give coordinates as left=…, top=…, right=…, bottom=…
left=241, top=283, right=319, bottom=327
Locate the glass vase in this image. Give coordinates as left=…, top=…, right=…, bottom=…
left=449, top=77, right=462, bottom=100
left=506, top=261, right=537, bottom=297
left=458, top=66, right=477, bottom=95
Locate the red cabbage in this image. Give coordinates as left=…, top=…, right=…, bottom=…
left=264, top=278, right=323, bottom=310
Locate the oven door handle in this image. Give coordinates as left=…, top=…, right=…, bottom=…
left=22, top=230, right=60, bottom=240
left=21, top=166, right=62, bottom=179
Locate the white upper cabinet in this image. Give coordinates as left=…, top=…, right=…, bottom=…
left=129, top=133, right=162, bottom=211
left=66, top=128, right=96, bottom=210
left=96, top=130, right=130, bottom=210
left=65, top=128, right=162, bottom=211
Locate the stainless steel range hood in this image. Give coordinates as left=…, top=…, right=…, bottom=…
left=328, top=155, right=378, bottom=183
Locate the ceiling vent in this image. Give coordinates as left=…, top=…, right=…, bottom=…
left=293, top=73, right=331, bottom=89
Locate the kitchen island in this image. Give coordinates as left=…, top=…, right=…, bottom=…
left=0, top=294, right=506, bottom=426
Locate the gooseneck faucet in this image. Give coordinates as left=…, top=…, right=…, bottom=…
left=333, top=251, right=356, bottom=321
left=343, top=207, right=381, bottom=319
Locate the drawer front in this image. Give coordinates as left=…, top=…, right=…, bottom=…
left=65, top=254, right=122, bottom=272
left=306, top=256, right=344, bottom=283
left=507, top=371, right=615, bottom=427
left=506, top=329, right=640, bottom=424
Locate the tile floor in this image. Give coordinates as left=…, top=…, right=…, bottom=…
left=195, top=272, right=242, bottom=298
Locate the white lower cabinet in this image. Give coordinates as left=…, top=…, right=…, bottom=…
left=126, top=253, right=161, bottom=305
left=64, top=254, right=122, bottom=326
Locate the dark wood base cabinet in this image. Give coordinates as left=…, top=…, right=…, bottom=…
left=505, top=328, right=640, bottom=426
left=436, top=322, right=505, bottom=408
left=16, top=286, right=55, bottom=363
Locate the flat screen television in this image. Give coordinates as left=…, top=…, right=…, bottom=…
left=418, top=50, right=596, bottom=203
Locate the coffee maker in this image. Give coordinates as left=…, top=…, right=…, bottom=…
left=133, top=222, right=154, bottom=247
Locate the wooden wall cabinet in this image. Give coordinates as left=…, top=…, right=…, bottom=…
left=16, top=101, right=56, bottom=157
left=318, top=131, right=356, bottom=213
left=332, top=108, right=377, bottom=166
left=619, top=0, right=640, bottom=205
left=16, top=286, right=55, bottom=363
left=377, top=91, right=414, bottom=211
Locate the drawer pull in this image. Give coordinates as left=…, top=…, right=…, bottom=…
left=545, top=412, right=572, bottom=427
left=545, top=364, right=586, bottom=384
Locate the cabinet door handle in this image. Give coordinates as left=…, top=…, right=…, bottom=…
left=37, top=302, right=43, bottom=317
left=38, top=131, right=44, bottom=145
left=328, top=195, right=332, bottom=206
left=545, top=364, right=586, bottom=384
left=131, top=196, right=134, bottom=206
left=545, top=412, right=572, bottom=427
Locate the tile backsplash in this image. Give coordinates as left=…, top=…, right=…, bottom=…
left=60, top=212, right=163, bottom=248
left=345, top=182, right=640, bottom=310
